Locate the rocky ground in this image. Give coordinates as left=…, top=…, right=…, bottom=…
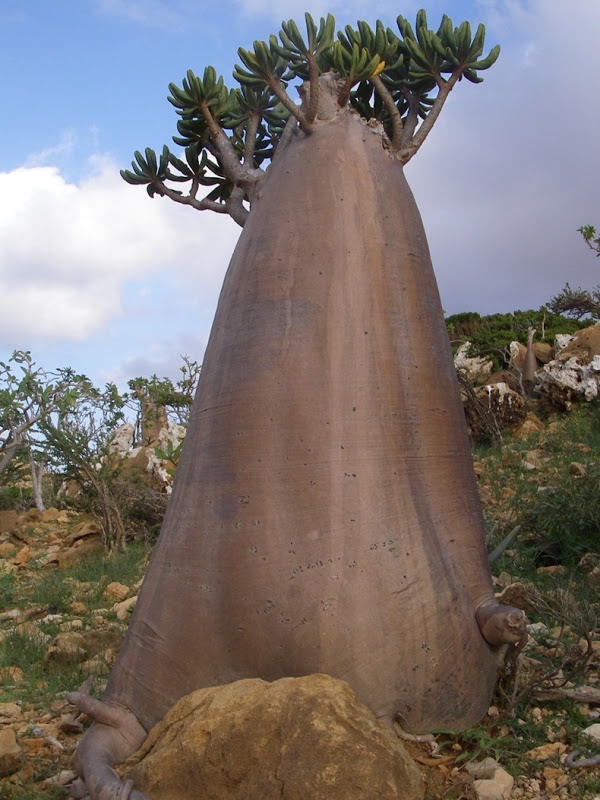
left=0, top=485, right=599, bottom=798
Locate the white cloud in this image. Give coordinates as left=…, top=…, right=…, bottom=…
left=0, top=157, right=239, bottom=346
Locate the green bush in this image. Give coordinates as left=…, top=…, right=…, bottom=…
left=445, top=309, right=593, bottom=370
left=518, top=464, right=600, bottom=564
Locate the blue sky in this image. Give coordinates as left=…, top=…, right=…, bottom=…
left=1, top=0, right=598, bottom=388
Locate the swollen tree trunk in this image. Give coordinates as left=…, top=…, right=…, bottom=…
left=522, top=326, right=538, bottom=395
left=69, top=91, right=525, bottom=800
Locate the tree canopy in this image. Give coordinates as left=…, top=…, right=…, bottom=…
left=121, top=9, right=499, bottom=227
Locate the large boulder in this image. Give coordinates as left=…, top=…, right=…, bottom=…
left=121, top=674, right=424, bottom=800
left=462, top=382, right=527, bottom=441
left=454, top=342, right=493, bottom=384
left=560, top=322, right=600, bottom=362
left=537, top=324, right=600, bottom=409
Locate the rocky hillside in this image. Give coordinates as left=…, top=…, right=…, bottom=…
left=1, top=329, right=600, bottom=799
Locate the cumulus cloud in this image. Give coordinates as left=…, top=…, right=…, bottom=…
left=0, top=156, right=239, bottom=347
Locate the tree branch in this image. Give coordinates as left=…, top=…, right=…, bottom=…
left=399, top=87, right=420, bottom=147
left=396, top=70, right=462, bottom=164
left=305, top=54, right=320, bottom=124
left=267, top=79, right=312, bottom=133
left=369, top=75, right=403, bottom=151
left=151, top=181, right=248, bottom=226
left=198, top=100, right=263, bottom=188
left=243, top=111, right=261, bottom=167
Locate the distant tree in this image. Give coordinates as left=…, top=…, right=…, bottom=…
left=128, top=355, right=201, bottom=444
left=547, top=282, right=600, bottom=321
left=0, top=351, right=87, bottom=511
left=579, top=224, right=600, bottom=256
left=40, top=381, right=130, bottom=549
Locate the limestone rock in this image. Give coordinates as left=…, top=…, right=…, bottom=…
left=509, top=341, right=526, bottom=371
left=465, top=759, right=514, bottom=800
left=561, top=322, right=600, bottom=362
left=0, top=727, right=24, bottom=778
left=495, top=582, right=537, bottom=614
left=532, top=325, right=600, bottom=408
left=109, top=423, right=135, bottom=454
left=587, top=566, right=600, bottom=590
left=44, top=632, right=88, bottom=665
left=524, top=742, right=567, bottom=761
left=0, top=666, right=23, bottom=683
left=473, top=768, right=514, bottom=800
left=513, top=412, right=544, bottom=437
left=568, top=461, right=586, bottom=477
left=454, top=342, right=493, bottom=383
left=39, top=507, right=60, bottom=523
left=582, top=723, right=600, bottom=744
left=122, top=674, right=424, bottom=800
left=463, top=382, right=527, bottom=440
left=0, top=702, right=22, bottom=722
left=0, top=542, right=17, bottom=559
left=67, top=520, right=102, bottom=545
left=13, top=545, right=31, bottom=566
left=58, top=531, right=103, bottom=568
left=0, top=510, right=19, bottom=535
left=113, top=595, right=137, bottom=620
left=103, top=582, right=130, bottom=603
left=533, top=342, right=553, bottom=364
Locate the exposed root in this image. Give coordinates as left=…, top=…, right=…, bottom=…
left=67, top=679, right=150, bottom=800
left=393, top=721, right=440, bottom=756
left=565, top=750, right=600, bottom=769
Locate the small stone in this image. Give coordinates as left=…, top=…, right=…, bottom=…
left=0, top=542, right=17, bottom=558
left=40, top=507, right=60, bottom=522
left=568, top=461, right=586, bottom=477
left=13, top=545, right=31, bottom=566
left=0, top=727, right=25, bottom=777
left=524, top=742, right=567, bottom=761
left=465, top=757, right=499, bottom=779
left=0, top=666, right=24, bottom=683
left=0, top=703, right=22, bottom=720
left=103, top=582, right=130, bottom=603
left=496, top=582, right=537, bottom=614
left=536, top=565, right=566, bottom=576
left=0, top=510, right=19, bottom=534
left=582, top=723, right=600, bottom=743
left=81, top=656, right=111, bottom=676
left=587, top=567, right=600, bottom=590
left=43, top=769, right=78, bottom=787
left=472, top=766, right=514, bottom=800
left=60, top=619, right=84, bottom=631
left=44, top=632, right=88, bottom=665
left=541, top=765, right=564, bottom=792
left=113, top=595, right=137, bottom=620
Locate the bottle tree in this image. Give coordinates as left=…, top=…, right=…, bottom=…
left=69, top=11, right=526, bottom=800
